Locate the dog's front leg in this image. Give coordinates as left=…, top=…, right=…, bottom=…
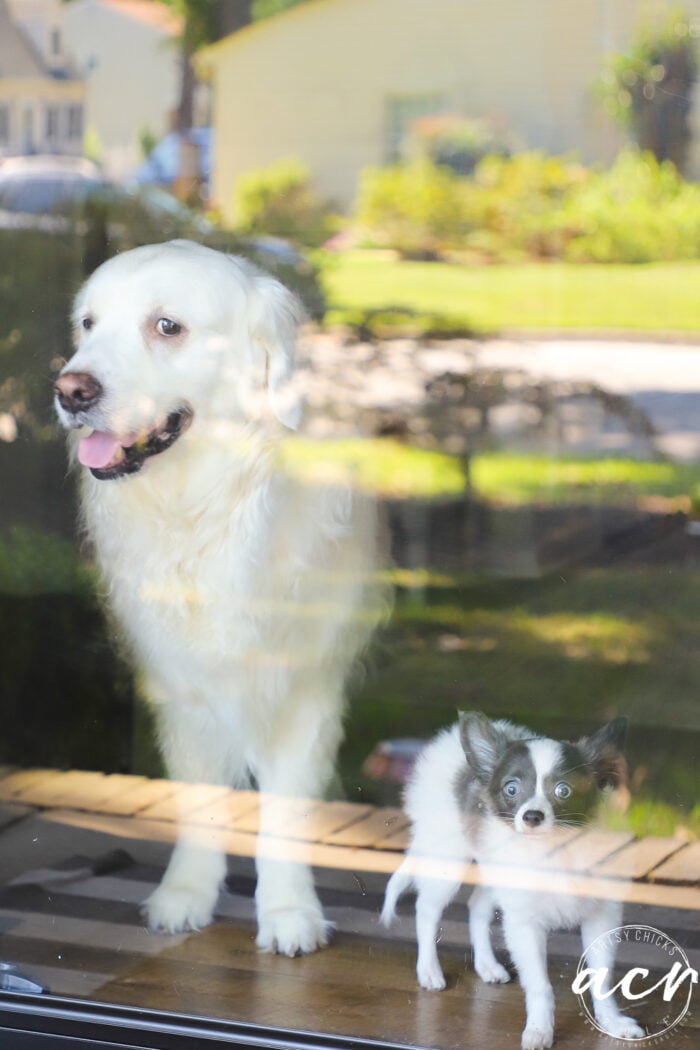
left=144, top=702, right=237, bottom=934
left=253, top=702, right=342, bottom=956
left=469, top=885, right=511, bottom=984
left=414, top=874, right=462, bottom=990
left=502, top=911, right=555, bottom=1050
left=580, top=904, right=644, bottom=1040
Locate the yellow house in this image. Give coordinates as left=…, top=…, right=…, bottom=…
left=0, top=0, right=85, bottom=157
left=200, top=0, right=700, bottom=225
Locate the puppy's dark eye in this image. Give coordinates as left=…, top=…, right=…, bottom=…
left=81, top=316, right=94, bottom=331
left=156, top=317, right=182, bottom=337
left=554, top=781, right=572, bottom=800
left=503, top=779, right=520, bottom=799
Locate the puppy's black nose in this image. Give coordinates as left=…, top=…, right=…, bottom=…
left=522, top=809, right=545, bottom=827
left=55, top=372, right=103, bottom=414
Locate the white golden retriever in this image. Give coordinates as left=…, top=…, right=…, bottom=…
left=54, top=240, right=384, bottom=955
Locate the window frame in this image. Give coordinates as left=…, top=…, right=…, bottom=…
left=0, top=990, right=400, bottom=1050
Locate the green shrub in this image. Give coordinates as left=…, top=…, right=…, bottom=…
left=234, top=157, right=333, bottom=247
left=355, top=157, right=471, bottom=258
left=353, top=148, right=700, bottom=264
left=561, top=151, right=700, bottom=263
left=466, top=151, right=589, bottom=260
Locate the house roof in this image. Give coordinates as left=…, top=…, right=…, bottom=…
left=0, top=0, right=49, bottom=78
left=99, top=0, right=182, bottom=36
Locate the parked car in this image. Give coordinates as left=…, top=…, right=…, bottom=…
left=0, top=155, right=211, bottom=237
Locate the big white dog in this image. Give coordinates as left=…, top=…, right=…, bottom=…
left=54, top=240, right=384, bottom=955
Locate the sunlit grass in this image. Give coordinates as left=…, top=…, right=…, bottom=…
left=471, top=453, right=700, bottom=506
left=283, top=437, right=700, bottom=506
left=398, top=605, right=652, bottom=665
left=321, top=250, right=700, bottom=333
left=282, top=436, right=465, bottom=498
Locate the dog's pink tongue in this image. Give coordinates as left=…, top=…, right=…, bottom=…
left=78, top=431, right=121, bottom=469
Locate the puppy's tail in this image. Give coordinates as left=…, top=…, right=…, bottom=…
left=381, top=860, right=413, bottom=926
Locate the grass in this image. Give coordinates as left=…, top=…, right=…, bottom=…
left=283, top=438, right=700, bottom=507
left=471, top=453, right=700, bottom=507
left=320, top=250, right=700, bottom=334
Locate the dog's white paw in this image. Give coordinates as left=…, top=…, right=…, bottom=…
left=144, top=882, right=217, bottom=933
left=600, top=1014, right=645, bottom=1040
left=475, top=958, right=511, bottom=984
left=417, top=962, right=447, bottom=991
left=256, top=906, right=332, bottom=956
left=521, top=1025, right=554, bottom=1050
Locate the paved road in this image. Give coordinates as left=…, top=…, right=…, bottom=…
left=471, top=338, right=700, bottom=460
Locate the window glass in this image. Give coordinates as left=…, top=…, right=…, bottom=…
left=0, top=2, right=698, bottom=1049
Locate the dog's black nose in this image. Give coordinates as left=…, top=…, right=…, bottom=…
left=55, top=372, right=103, bottom=414
left=522, top=809, right=545, bottom=827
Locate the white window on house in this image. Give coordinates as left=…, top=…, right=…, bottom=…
left=385, top=93, right=445, bottom=162
left=0, top=105, right=10, bottom=148
left=45, top=104, right=59, bottom=147
left=66, top=105, right=83, bottom=142
left=51, top=28, right=61, bottom=57
left=22, top=107, right=34, bottom=152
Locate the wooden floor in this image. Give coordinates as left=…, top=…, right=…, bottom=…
left=0, top=767, right=697, bottom=1049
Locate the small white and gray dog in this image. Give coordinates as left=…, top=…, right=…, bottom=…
left=381, top=712, right=644, bottom=1049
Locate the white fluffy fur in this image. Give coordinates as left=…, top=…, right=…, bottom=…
left=56, top=240, right=384, bottom=955
left=382, top=723, right=644, bottom=1050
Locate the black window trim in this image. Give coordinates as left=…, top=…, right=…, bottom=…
left=0, top=991, right=414, bottom=1050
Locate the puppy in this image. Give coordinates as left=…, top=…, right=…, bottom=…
left=54, top=240, right=384, bottom=955
left=382, top=713, right=644, bottom=1049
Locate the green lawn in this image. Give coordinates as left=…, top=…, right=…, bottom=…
left=320, top=251, right=700, bottom=334
left=283, top=439, right=700, bottom=508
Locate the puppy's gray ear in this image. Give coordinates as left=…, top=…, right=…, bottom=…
left=579, top=717, right=629, bottom=790
left=249, top=270, right=304, bottom=430
left=459, top=711, right=506, bottom=781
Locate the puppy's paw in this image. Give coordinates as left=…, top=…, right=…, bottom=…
left=417, top=962, right=447, bottom=991
left=144, top=882, right=217, bottom=934
left=256, top=906, right=332, bottom=957
left=521, top=1025, right=554, bottom=1050
left=600, top=1015, right=645, bottom=1040
left=475, top=958, right=511, bottom=984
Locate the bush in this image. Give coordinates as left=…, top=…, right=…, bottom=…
left=234, top=157, right=333, bottom=248
left=466, top=151, right=588, bottom=260
left=560, top=151, right=700, bottom=263
left=353, top=149, right=700, bottom=264
left=355, top=157, right=471, bottom=258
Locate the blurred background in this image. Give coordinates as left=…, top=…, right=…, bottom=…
left=1, top=0, right=699, bottom=844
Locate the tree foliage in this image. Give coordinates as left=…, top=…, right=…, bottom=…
left=597, top=5, right=699, bottom=172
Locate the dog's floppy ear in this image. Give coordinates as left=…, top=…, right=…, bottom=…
left=459, top=711, right=507, bottom=781
left=248, top=269, right=304, bottom=430
left=578, top=717, right=629, bottom=791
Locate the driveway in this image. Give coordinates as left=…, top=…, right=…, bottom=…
left=301, top=333, right=700, bottom=461
left=471, top=338, right=700, bottom=460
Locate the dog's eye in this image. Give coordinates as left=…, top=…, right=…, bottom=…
left=81, top=316, right=94, bottom=332
left=503, top=780, right=520, bottom=799
left=156, top=317, right=182, bottom=337
left=554, top=781, right=572, bottom=800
